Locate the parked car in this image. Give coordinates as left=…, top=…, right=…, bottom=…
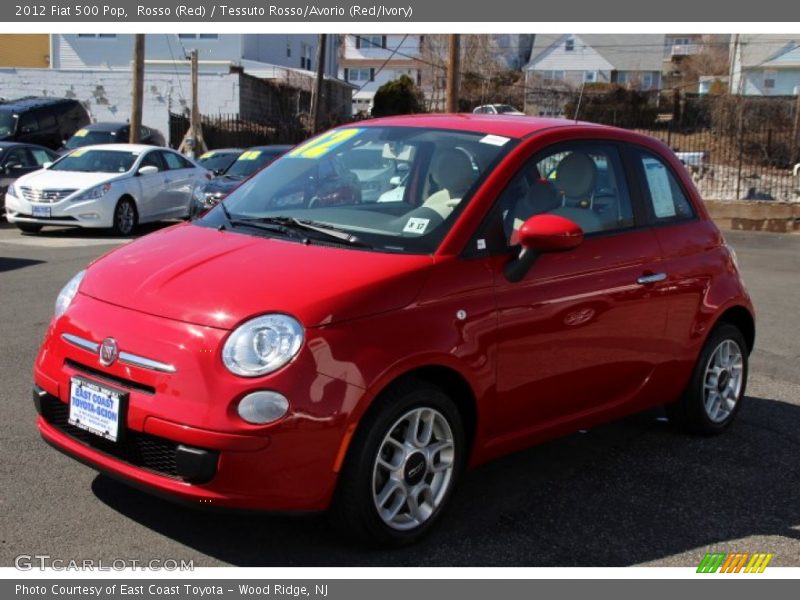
left=5, top=144, right=210, bottom=235
left=196, top=148, right=243, bottom=176
left=60, top=122, right=165, bottom=154
left=33, top=116, right=754, bottom=546
left=0, top=142, right=59, bottom=217
left=473, top=104, right=525, bottom=115
left=195, top=145, right=292, bottom=209
left=0, top=97, right=90, bottom=149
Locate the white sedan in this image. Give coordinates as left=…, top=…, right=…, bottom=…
left=4, top=144, right=210, bottom=235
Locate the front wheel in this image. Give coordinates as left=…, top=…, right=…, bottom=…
left=330, top=381, right=465, bottom=546
left=666, top=323, right=748, bottom=435
left=111, top=198, right=138, bottom=236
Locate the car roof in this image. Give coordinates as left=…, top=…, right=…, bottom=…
left=247, top=145, right=293, bottom=152
left=204, top=148, right=243, bottom=154
left=0, top=141, right=53, bottom=150
left=0, top=96, right=77, bottom=112
left=81, top=122, right=131, bottom=132
left=67, top=143, right=162, bottom=153
left=362, top=114, right=609, bottom=139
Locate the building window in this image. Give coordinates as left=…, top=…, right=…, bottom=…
left=347, top=68, right=374, bottom=83
left=616, top=71, right=627, bottom=84
left=764, top=70, right=777, bottom=89
left=565, top=38, right=575, bottom=52
left=542, top=70, right=565, bottom=82
left=286, top=42, right=291, bottom=57
left=583, top=71, right=596, bottom=83
left=642, top=72, right=654, bottom=89
left=300, top=43, right=313, bottom=70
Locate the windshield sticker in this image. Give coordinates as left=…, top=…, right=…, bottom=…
left=289, top=128, right=363, bottom=159
left=479, top=134, right=510, bottom=147
left=74, top=129, right=88, bottom=138
left=403, top=217, right=430, bottom=235
left=200, top=151, right=215, bottom=159
left=238, top=150, right=262, bottom=161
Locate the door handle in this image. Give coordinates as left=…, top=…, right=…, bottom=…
left=636, top=272, right=667, bottom=285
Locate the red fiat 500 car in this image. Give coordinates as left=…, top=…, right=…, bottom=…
left=33, top=115, right=755, bottom=545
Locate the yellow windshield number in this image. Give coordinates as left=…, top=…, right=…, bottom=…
left=289, top=128, right=362, bottom=159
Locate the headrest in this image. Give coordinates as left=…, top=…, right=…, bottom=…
left=554, top=152, right=597, bottom=198
left=430, top=149, right=475, bottom=197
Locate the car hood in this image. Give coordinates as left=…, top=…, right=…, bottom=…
left=79, top=223, right=434, bottom=330
left=204, top=175, right=244, bottom=196
left=16, top=168, right=123, bottom=190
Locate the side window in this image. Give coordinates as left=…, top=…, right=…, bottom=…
left=161, top=151, right=188, bottom=170
left=498, top=143, right=634, bottom=244
left=38, top=113, right=57, bottom=130
left=4, top=147, right=36, bottom=167
left=31, top=148, right=54, bottom=165
left=637, top=152, right=695, bottom=221
left=139, top=151, right=164, bottom=171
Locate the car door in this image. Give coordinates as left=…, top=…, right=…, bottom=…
left=133, top=150, right=168, bottom=221
left=159, top=150, right=196, bottom=217
left=487, top=140, right=672, bottom=438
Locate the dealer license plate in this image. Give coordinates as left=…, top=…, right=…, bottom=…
left=68, top=377, right=126, bottom=442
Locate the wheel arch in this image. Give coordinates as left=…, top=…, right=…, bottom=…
left=714, top=305, right=755, bottom=355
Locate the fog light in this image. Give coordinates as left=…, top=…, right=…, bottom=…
left=237, top=391, right=289, bottom=424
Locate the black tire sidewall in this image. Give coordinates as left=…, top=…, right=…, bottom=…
left=112, top=198, right=137, bottom=236
left=16, top=223, right=42, bottom=234
left=334, top=382, right=466, bottom=546
left=684, top=323, right=748, bottom=434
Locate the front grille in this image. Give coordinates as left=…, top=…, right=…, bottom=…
left=41, top=394, right=182, bottom=479
left=20, top=187, right=77, bottom=203
left=65, top=359, right=156, bottom=395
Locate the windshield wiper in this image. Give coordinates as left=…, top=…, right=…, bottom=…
left=233, top=216, right=370, bottom=248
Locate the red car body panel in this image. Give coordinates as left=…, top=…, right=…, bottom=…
left=34, top=115, right=754, bottom=512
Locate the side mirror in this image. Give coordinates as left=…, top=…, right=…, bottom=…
left=4, top=162, right=22, bottom=174
left=138, top=165, right=159, bottom=176
left=505, top=214, right=583, bottom=282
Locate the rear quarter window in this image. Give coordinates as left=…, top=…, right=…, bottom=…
left=636, top=151, right=695, bottom=222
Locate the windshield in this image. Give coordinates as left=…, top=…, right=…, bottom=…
left=197, top=126, right=516, bottom=254
left=0, top=111, right=17, bottom=137
left=224, top=149, right=282, bottom=178
left=199, top=151, right=240, bottom=172
left=64, top=130, right=115, bottom=149
left=50, top=149, right=138, bottom=173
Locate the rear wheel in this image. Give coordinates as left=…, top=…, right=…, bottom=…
left=16, top=223, right=42, bottom=234
left=111, top=198, right=137, bottom=236
left=666, top=323, right=748, bottom=435
left=330, top=381, right=465, bottom=546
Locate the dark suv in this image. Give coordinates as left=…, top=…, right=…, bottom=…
left=0, top=97, right=90, bottom=150
left=60, top=122, right=165, bottom=154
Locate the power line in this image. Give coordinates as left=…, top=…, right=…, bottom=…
left=353, top=34, right=410, bottom=93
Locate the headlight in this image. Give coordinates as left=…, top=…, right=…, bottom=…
left=7, top=182, right=17, bottom=198
left=55, top=270, right=85, bottom=319
left=193, top=185, right=206, bottom=201
left=222, top=314, right=304, bottom=377
left=73, top=183, right=111, bottom=202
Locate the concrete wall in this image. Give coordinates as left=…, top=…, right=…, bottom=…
left=0, top=67, right=240, bottom=140
left=705, top=200, right=800, bottom=233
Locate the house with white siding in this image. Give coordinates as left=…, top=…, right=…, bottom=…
left=524, top=34, right=665, bottom=94
left=729, top=34, right=800, bottom=96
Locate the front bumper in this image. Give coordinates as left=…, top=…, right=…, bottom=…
left=5, top=190, right=114, bottom=228
left=34, top=294, right=363, bottom=512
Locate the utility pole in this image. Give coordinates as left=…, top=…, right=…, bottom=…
left=309, top=33, right=327, bottom=134
left=178, top=49, right=206, bottom=157
left=792, top=91, right=800, bottom=165
left=129, top=34, right=145, bottom=144
left=446, top=34, right=460, bottom=113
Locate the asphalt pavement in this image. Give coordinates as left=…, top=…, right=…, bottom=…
left=1, top=221, right=798, bottom=567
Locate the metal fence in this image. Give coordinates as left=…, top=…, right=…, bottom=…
left=528, top=89, right=800, bottom=201
left=169, top=113, right=308, bottom=151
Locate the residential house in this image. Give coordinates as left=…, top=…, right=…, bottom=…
left=524, top=34, right=665, bottom=115
left=729, top=34, right=800, bottom=96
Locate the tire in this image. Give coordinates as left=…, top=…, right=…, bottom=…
left=666, top=323, right=748, bottom=435
left=16, top=223, right=43, bottom=234
left=329, top=380, right=466, bottom=546
left=111, top=198, right=138, bottom=236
